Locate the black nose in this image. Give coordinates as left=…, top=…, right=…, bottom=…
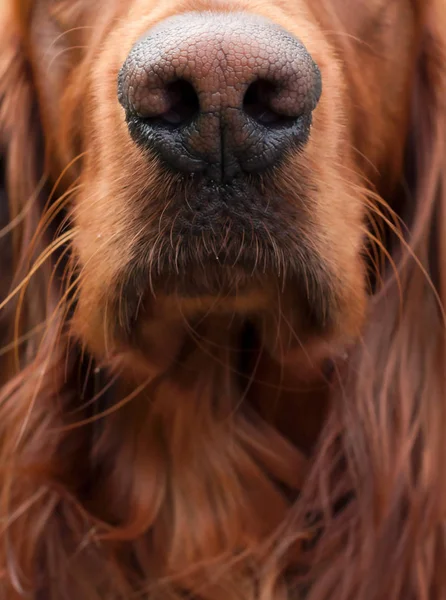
left=118, top=12, right=322, bottom=181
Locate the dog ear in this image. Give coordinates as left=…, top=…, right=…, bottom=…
left=0, top=0, right=103, bottom=245
left=288, top=3, right=446, bottom=598
left=315, top=3, right=446, bottom=597
left=401, top=0, right=446, bottom=245
left=0, top=1, right=58, bottom=375
left=0, top=1, right=43, bottom=252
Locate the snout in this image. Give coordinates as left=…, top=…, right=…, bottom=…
left=118, top=12, right=322, bottom=181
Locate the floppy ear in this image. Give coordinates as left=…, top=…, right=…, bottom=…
left=0, top=1, right=55, bottom=374
left=298, top=3, right=446, bottom=597
left=0, top=1, right=42, bottom=250
left=409, top=1, right=446, bottom=264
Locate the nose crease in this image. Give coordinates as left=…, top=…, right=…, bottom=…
left=118, top=12, right=322, bottom=180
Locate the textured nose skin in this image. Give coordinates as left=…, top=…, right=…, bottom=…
left=118, top=12, right=322, bottom=181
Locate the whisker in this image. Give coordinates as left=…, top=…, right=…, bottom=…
left=46, top=46, right=89, bottom=73
left=43, top=26, right=94, bottom=59
left=0, top=175, right=47, bottom=240
left=0, top=230, right=77, bottom=311
left=51, top=374, right=155, bottom=432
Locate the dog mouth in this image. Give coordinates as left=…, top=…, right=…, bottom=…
left=110, top=174, right=339, bottom=346
left=137, top=175, right=310, bottom=296
left=170, top=176, right=295, bottom=231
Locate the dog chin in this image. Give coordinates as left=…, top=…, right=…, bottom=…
left=120, top=287, right=350, bottom=386
left=152, top=287, right=274, bottom=317
left=151, top=262, right=269, bottom=300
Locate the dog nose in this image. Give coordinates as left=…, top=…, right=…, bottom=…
left=118, top=13, right=321, bottom=181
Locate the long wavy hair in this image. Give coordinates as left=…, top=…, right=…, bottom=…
left=0, top=0, right=445, bottom=598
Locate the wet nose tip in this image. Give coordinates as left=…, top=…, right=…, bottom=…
left=118, top=12, right=322, bottom=178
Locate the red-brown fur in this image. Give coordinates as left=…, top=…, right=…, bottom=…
left=0, top=0, right=445, bottom=598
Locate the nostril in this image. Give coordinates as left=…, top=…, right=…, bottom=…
left=119, top=14, right=322, bottom=175
left=147, top=79, right=200, bottom=127
left=243, top=80, right=298, bottom=128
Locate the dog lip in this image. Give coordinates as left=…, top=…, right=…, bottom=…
left=131, top=177, right=306, bottom=296
left=166, top=177, right=282, bottom=228
left=152, top=262, right=266, bottom=298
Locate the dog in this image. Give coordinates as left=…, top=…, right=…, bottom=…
left=0, top=0, right=445, bottom=598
